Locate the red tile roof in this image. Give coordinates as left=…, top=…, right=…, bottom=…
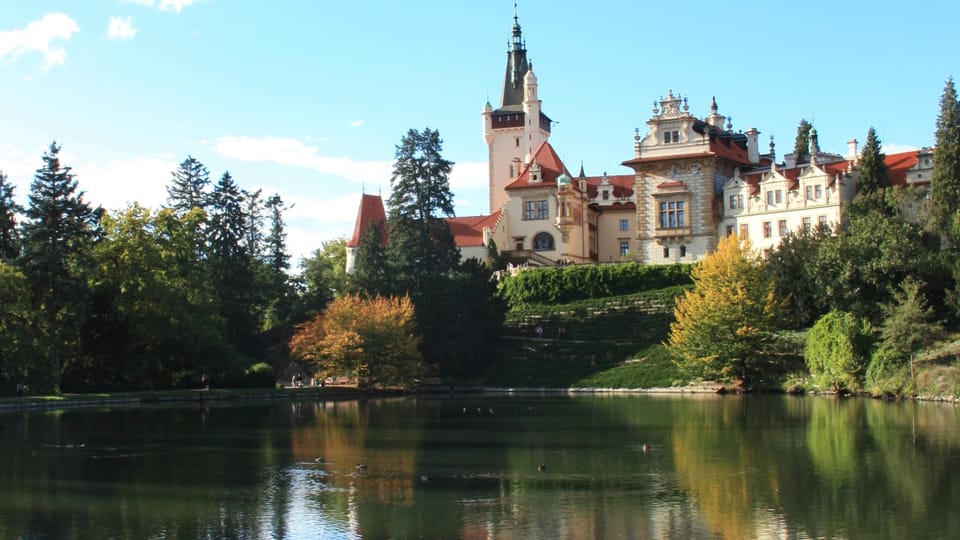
left=347, top=194, right=388, bottom=248
left=505, top=142, right=572, bottom=190
left=582, top=174, right=635, bottom=199
left=885, top=150, right=920, bottom=185
left=446, top=210, right=502, bottom=247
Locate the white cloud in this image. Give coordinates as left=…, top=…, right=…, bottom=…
left=449, top=161, right=487, bottom=191
left=71, top=156, right=177, bottom=211
left=0, top=13, right=79, bottom=70
left=214, top=136, right=392, bottom=184
left=107, top=16, right=137, bottom=40
left=350, top=120, right=365, bottom=128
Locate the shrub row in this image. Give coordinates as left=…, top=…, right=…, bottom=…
left=497, top=262, right=692, bottom=306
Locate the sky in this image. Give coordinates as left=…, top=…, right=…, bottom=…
left=1, top=1, right=957, bottom=266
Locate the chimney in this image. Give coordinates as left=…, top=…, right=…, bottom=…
left=746, top=127, right=760, bottom=164
left=847, top=139, right=859, bottom=163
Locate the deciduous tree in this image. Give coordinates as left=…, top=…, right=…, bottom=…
left=667, top=235, right=785, bottom=386
left=804, top=310, right=871, bottom=392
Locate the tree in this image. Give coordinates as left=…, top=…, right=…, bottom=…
left=85, top=205, right=230, bottom=390
left=0, top=262, right=35, bottom=389
left=349, top=221, right=391, bottom=297
left=766, top=225, right=834, bottom=328
left=385, top=128, right=462, bottom=368
left=929, top=77, right=960, bottom=241
left=793, top=119, right=813, bottom=162
left=259, top=193, right=294, bottom=330
left=0, top=171, right=22, bottom=261
left=667, top=235, right=786, bottom=386
left=297, top=238, right=348, bottom=319
left=207, top=171, right=257, bottom=356
left=289, top=294, right=424, bottom=388
left=166, top=156, right=211, bottom=216
left=18, top=142, right=100, bottom=393
left=804, top=310, right=871, bottom=392
left=857, top=127, right=890, bottom=196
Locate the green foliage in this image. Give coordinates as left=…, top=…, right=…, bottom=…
left=0, top=262, right=35, bottom=389
left=865, top=347, right=913, bottom=396
left=857, top=127, right=890, bottom=195
left=929, top=77, right=960, bottom=241
left=804, top=311, right=872, bottom=391
left=668, top=236, right=786, bottom=386
left=765, top=225, right=834, bottom=328
left=19, top=142, right=100, bottom=394
left=166, top=155, right=211, bottom=216
left=793, top=119, right=812, bottom=162
left=497, top=262, right=692, bottom=306
left=0, top=171, right=22, bottom=262
left=297, top=238, right=347, bottom=318
left=484, top=237, right=507, bottom=271
left=349, top=221, right=391, bottom=297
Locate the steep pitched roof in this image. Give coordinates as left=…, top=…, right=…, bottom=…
left=446, top=210, right=502, bottom=247
left=347, top=194, right=388, bottom=248
left=505, top=141, right=572, bottom=190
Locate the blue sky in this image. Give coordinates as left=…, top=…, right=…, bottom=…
left=1, top=1, right=956, bottom=264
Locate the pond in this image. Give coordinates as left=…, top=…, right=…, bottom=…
left=2, top=394, right=959, bottom=539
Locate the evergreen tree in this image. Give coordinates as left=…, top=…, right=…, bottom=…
left=243, top=188, right=264, bottom=258
left=207, top=171, right=257, bottom=357
left=263, top=193, right=289, bottom=274
left=0, top=171, right=23, bottom=261
left=793, top=119, right=813, bottom=162
left=857, top=127, right=890, bottom=195
left=19, top=142, right=99, bottom=393
left=166, top=156, right=211, bottom=216
left=385, top=128, right=462, bottom=369
left=350, top=221, right=391, bottom=297
left=930, top=77, right=960, bottom=241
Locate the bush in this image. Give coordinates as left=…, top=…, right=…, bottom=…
left=865, top=348, right=913, bottom=396
left=226, top=362, right=277, bottom=389
left=498, top=262, right=692, bottom=306
left=804, top=311, right=872, bottom=392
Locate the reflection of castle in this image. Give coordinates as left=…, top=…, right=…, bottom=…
left=347, top=11, right=929, bottom=272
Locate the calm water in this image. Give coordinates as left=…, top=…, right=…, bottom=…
left=2, top=394, right=959, bottom=539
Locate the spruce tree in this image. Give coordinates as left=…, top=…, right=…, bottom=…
left=930, top=77, right=960, bottom=241
left=207, top=171, right=256, bottom=357
left=350, top=221, right=391, bottom=297
left=263, top=193, right=289, bottom=274
left=19, top=142, right=99, bottom=393
left=0, top=171, right=23, bottom=261
left=793, top=119, right=813, bottom=163
left=857, top=127, right=890, bottom=195
left=166, top=156, right=211, bottom=215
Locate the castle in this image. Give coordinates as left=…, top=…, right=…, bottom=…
left=346, top=12, right=931, bottom=272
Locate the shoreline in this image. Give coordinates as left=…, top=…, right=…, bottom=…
left=3, top=384, right=957, bottom=413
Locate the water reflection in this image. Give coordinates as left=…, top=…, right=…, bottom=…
left=1, top=395, right=959, bottom=539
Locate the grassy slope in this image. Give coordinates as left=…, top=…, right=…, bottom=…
left=486, top=286, right=687, bottom=388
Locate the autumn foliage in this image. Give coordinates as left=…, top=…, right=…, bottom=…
left=667, top=235, right=785, bottom=386
left=289, top=294, right=424, bottom=388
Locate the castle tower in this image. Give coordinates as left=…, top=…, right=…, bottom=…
left=482, top=10, right=552, bottom=213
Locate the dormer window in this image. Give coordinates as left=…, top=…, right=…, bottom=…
left=602, top=190, right=609, bottom=200
left=663, top=130, right=680, bottom=144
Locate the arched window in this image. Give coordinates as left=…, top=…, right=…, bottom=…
left=533, top=232, right=555, bottom=252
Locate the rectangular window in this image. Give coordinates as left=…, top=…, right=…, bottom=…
left=729, top=195, right=737, bottom=209
left=737, top=195, right=743, bottom=209
left=766, top=191, right=774, bottom=205
left=806, top=186, right=813, bottom=200
left=664, top=132, right=671, bottom=144
left=537, top=200, right=548, bottom=219
left=818, top=215, right=828, bottom=227
left=815, top=185, right=823, bottom=199
left=778, top=219, right=788, bottom=237
left=726, top=225, right=735, bottom=236
left=672, top=131, right=680, bottom=143
left=620, top=241, right=629, bottom=256
left=763, top=221, right=772, bottom=238
left=739, top=224, right=749, bottom=239
left=523, top=200, right=549, bottom=220
left=775, top=190, right=783, bottom=204
left=663, top=130, right=680, bottom=144
left=803, top=216, right=812, bottom=231
left=658, top=200, right=685, bottom=229
left=619, top=219, right=628, bottom=231
left=602, top=190, right=609, bottom=200
left=663, top=247, right=670, bottom=258
left=680, top=245, right=686, bottom=257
